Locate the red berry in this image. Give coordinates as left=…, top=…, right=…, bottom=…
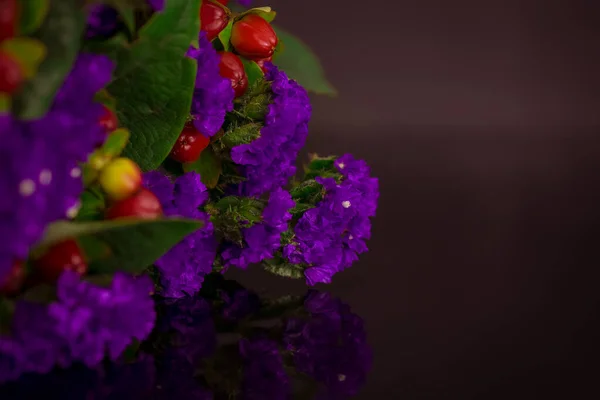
left=105, top=187, right=163, bottom=220
left=0, top=0, right=18, bottom=42
left=217, top=51, right=248, bottom=98
left=170, top=124, right=210, bottom=163
left=255, top=56, right=272, bottom=74
left=99, top=105, right=118, bottom=133
left=0, top=51, right=23, bottom=94
left=200, top=1, right=230, bottom=42
left=34, top=239, right=87, bottom=283
left=231, top=14, right=278, bottom=61
left=0, top=260, right=25, bottom=297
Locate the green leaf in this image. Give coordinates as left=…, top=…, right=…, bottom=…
left=272, top=25, right=337, bottom=96
left=290, top=179, right=325, bottom=205
left=83, top=32, right=130, bottom=61
left=0, top=297, right=15, bottom=334
left=110, top=0, right=201, bottom=171
left=241, top=59, right=264, bottom=88
left=18, top=0, right=50, bottom=36
left=218, top=19, right=234, bottom=51
left=263, top=257, right=305, bottom=279
left=222, top=122, right=261, bottom=147
left=183, top=148, right=222, bottom=189
left=0, top=94, right=10, bottom=112
left=110, top=1, right=137, bottom=35
left=1, top=37, right=46, bottom=79
left=12, top=0, right=85, bottom=119
left=94, top=88, right=117, bottom=109
left=75, top=189, right=106, bottom=221
left=290, top=203, right=314, bottom=216
left=38, top=218, right=204, bottom=274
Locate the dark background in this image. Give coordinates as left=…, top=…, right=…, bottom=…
left=227, top=0, right=600, bottom=398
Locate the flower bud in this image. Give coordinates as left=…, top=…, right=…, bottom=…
left=231, top=14, right=278, bottom=60
left=99, top=157, right=142, bottom=201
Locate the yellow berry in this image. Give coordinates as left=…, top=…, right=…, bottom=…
left=99, top=157, right=142, bottom=201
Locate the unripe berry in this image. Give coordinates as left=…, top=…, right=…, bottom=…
left=105, top=187, right=163, bottom=220
left=231, top=14, right=278, bottom=61
left=33, top=239, right=87, bottom=283
left=170, top=124, right=210, bottom=163
left=99, top=157, right=142, bottom=201
left=0, top=260, right=25, bottom=297
left=200, top=1, right=230, bottom=42
left=217, top=51, right=248, bottom=98
left=0, top=51, right=24, bottom=94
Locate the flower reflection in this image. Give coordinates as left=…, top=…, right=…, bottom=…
left=0, top=276, right=372, bottom=399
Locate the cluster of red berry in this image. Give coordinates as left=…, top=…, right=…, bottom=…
left=0, top=0, right=24, bottom=95
left=169, top=0, right=278, bottom=164
left=0, top=106, right=165, bottom=296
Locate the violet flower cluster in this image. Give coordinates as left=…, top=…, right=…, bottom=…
left=143, top=171, right=217, bottom=298
left=0, top=54, right=113, bottom=283
left=221, top=188, right=295, bottom=269
left=239, top=338, right=291, bottom=400
left=231, top=63, right=311, bottom=196
left=283, top=291, right=372, bottom=399
left=0, top=271, right=155, bottom=384
left=187, top=31, right=235, bottom=137
left=285, top=154, right=380, bottom=286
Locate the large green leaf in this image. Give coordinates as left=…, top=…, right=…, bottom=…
left=12, top=0, right=85, bottom=119
left=38, top=218, right=203, bottom=274
left=108, top=0, right=201, bottom=171
left=272, top=25, right=336, bottom=96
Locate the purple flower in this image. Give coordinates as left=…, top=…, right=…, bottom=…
left=143, top=171, right=217, bottom=298
left=85, top=4, right=119, bottom=39
left=283, top=291, right=372, bottom=399
left=147, top=0, right=165, bottom=11
left=221, top=188, right=294, bottom=269
left=0, top=54, right=113, bottom=283
left=237, top=0, right=253, bottom=7
left=231, top=63, right=311, bottom=196
left=284, top=155, right=379, bottom=285
left=187, top=31, right=234, bottom=137
left=0, top=271, right=155, bottom=383
left=239, top=338, right=291, bottom=400
left=48, top=271, right=156, bottom=367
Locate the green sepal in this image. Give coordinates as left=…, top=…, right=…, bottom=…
left=18, top=0, right=50, bottom=36
left=0, top=37, right=47, bottom=79
left=234, top=7, right=276, bottom=23
left=36, top=218, right=204, bottom=275
left=12, top=0, right=86, bottom=119
left=211, top=196, right=263, bottom=244
left=218, top=19, right=234, bottom=51
left=241, top=59, right=264, bottom=89
left=289, top=203, right=315, bottom=216
left=183, top=147, right=222, bottom=189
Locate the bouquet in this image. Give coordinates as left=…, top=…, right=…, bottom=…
left=0, top=0, right=379, bottom=384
